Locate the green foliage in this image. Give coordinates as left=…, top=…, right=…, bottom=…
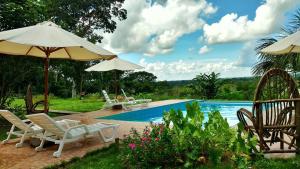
left=122, top=102, right=257, bottom=168
left=45, top=0, right=127, bottom=43
left=192, top=72, right=221, bottom=99
left=253, top=156, right=300, bottom=169
left=122, top=124, right=178, bottom=168
left=0, top=0, right=128, bottom=109
left=230, top=123, right=258, bottom=169
left=122, top=71, right=157, bottom=94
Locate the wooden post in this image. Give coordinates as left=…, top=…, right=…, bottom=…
left=257, top=103, right=264, bottom=151
left=115, top=70, right=118, bottom=98
left=295, top=100, right=300, bottom=154
left=44, top=52, right=50, bottom=113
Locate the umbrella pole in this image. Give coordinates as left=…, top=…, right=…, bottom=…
left=44, top=54, right=49, bottom=113
left=115, top=70, right=118, bottom=98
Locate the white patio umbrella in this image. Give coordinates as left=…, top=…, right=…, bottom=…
left=261, top=30, right=300, bottom=55
left=85, top=58, right=143, bottom=96
left=0, top=21, right=116, bottom=112
left=85, top=57, right=143, bottom=71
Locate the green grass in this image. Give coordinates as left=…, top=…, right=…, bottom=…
left=46, top=144, right=122, bottom=169
left=253, top=156, right=300, bottom=169
left=0, top=124, right=8, bottom=141
left=12, top=97, right=104, bottom=112
left=44, top=144, right=300, bottom=169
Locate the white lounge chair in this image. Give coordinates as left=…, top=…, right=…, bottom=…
left=0, top=110, right=80, bottom=148
left=102, top=90, right=131, bottom=109
left=121, top=89, right=152, bottom=105
left=26, top=113, right=119, bottom=158
left=0, top=110, right=44, bottom=148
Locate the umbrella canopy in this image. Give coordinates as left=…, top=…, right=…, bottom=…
left=85, top=58, right=143, bottom=96
left=0, top=21, right=116, bottom=112
left=0, top=21, right=116, bottom=60
left=261, top=30, right=300, bottom=55
left=85, top=58, right=143, bottom=71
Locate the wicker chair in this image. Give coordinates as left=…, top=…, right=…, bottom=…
left=25, top=85, right=47, bottom=114
left=237, top=68, right=300, bottom=153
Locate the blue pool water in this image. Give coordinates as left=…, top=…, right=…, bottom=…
left=98, top=100, right=253, bottom=126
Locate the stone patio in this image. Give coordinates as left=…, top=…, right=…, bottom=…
left=0, top=100, right=186, bottom=169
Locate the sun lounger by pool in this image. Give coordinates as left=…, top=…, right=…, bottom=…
left=102, top=90, right=132, bottom=109
left=121, top=89, right=152, bottom=105
left=0, top=110, right=81, bottom=148
left=0, top=110, right=44, bottom=148
left=26, top=113, right=119, bottom=157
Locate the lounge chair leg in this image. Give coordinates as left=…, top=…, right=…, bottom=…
left=98, top=127, right=117, bottom=143
left=16, top=130, right=28, bottom=148
left=2, top=125, right=15, bottom=144
left=53, top=141, right=64, bottom=158
left=35, top=138, right=46, bottom=151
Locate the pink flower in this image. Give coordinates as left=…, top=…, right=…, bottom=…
left=155, top=138, right=159, bottom=141
left=141, top=137, right=147, bottom=142
left=144, top=131, right=149, bottom=135
left=128, top=143, right=136, bottom=150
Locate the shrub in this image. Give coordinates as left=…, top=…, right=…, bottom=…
left=121, top=102, right=257, bottom=168
left=122, top=124, right=179, bottom=168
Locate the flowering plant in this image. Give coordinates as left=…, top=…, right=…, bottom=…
left=121, top=102, right=257, bottom=168
left=121, top=123, right=178, bottom=168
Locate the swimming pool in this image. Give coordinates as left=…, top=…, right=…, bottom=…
left=98, top=100, right=253, bottom=126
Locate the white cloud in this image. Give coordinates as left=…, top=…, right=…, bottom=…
left=101, top=0, right=217, bottom=56
left=235, top=41, right=258, bottom=67
left=139, top=58, right=252, bottom=80
left=198, top=45, right=211, bottom=54
left=203, top=0, right=300, bottom=44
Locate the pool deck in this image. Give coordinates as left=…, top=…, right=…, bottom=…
left=0, top=99, right=188, bottom=169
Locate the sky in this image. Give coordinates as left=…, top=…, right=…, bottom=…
left=99, top=0, right=300, bottom=81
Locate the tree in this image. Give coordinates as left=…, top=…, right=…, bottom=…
left=253, top=9, right=300, bottom=76
left=0, top=1, right=45, bottom=108
left=45, top=0, right=127, bottom=95
left=122, top=71, right=157, bottom=94
left=0, top=0, right=128, bottom=108
left=192, top=72, right=220, bottom=99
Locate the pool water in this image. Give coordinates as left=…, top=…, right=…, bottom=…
left=98, top=100, right=253, bottom=126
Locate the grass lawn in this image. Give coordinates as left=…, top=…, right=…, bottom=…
left=0, top=125, right=9, bottom=141
left=45, top=144, right=300, bottom=169
left=46, top=144, right=122, bottom=169
left=12, top=97, right=104, bottom=112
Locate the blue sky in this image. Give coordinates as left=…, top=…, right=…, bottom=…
left=100, top=0, right=300, bottom=80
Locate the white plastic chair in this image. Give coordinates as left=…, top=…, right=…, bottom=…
left=26, top=113, right=119, bottom=157
left=121, top=89, right=152, bottom=105
left=0, top=110, right=44, bottom=148
left=102, top=90, right=131, bottom=109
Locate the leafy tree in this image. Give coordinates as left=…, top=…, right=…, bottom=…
left=122, top=71, right=157, bottom=94
left=0, top=0, right=128, bottom=108
left=192, top=72, right=220, bottom=99
left=253, top=8, right=300, bottom=76
left=44, top=0, right=127, bottom=95
left=0, top=1, right=45, bottom=108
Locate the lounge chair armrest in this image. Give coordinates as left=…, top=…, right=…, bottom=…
left=22, top=119, right=31, bottom=123
left=237, top=108, right=256, bottom=130
left=65, top=124, right=88, bottom=132
left=33, top=100, right=45, bottom=109
left=61, top=124, right=89, bottom=140
left=238, top=108, right=255, bottom=121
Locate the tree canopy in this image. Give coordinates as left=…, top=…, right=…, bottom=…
left=0, top=0, right=127, bottom=108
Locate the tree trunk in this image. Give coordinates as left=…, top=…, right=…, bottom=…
left=71, top=80, right=76, bottom=98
